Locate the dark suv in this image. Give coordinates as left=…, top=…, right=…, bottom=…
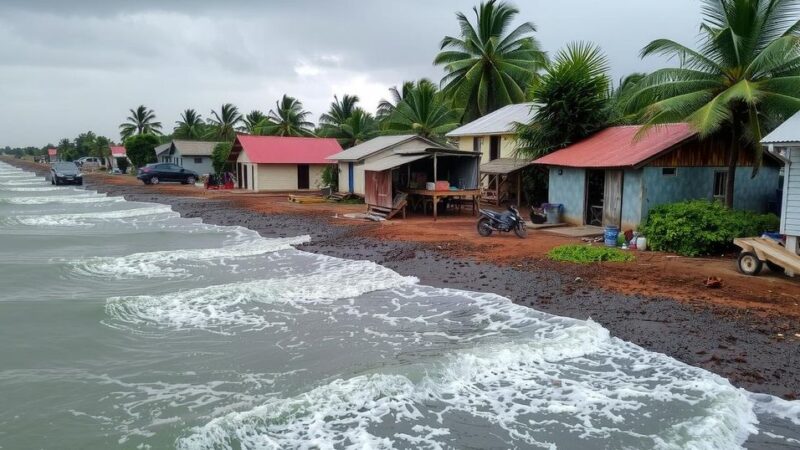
left=137, top=163, right=199, bottom=185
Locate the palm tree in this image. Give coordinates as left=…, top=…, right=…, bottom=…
left=434, top=0, right=547, bottom=122
left=516, top=42, right=612, bottom=159
left=627, top=0, right=800, bottom=208
left=206, top=103, right=243, bottom=141
left=262, top=95, right=315, bottom=137
left=173, top=109, right=205, bottom=140
left=319, top=94, right=360, bottom=126
left=119, top=105, right=162, bottom=140
left=377, top=81, right=415, bottom=123
left=383, top=79, right=462, bottom=140
left=320, top=107, right=379, bottom=148
left=239, top=110, right=269, bottom=134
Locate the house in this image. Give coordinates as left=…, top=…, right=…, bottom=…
left=227, top=135, right=342, bottom=191
left=762, top=111, right=800, bottom=254
left=446, top=102, right=537, bottom=163
left=156, top=140, right=220, bottom=175
left=534, top=123, right=781, bottom=230
left=47, top=148, right=58, bottom=162
left=109, top=145, right=127, bottom=169
left=327, top=135, right=447, bottom=195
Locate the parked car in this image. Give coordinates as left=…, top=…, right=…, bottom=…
left=50, top=162, right=83, bottom=185
left=75, top=156, right=103, bottom=168
left=137, top=163, right=199, bottom=185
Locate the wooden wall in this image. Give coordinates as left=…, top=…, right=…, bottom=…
left=647, top=138, right=774, bottom=167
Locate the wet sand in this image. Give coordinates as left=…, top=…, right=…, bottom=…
left=5, top=157, right=800, bottom=400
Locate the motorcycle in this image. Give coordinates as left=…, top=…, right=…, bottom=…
left=477, top=205, right=527, bottom=238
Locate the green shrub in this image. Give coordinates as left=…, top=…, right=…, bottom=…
left=321, top=164, right=339, bottom=191
left=547, top=244, right=634, bottom=263
left=211, top=142, right=232, bottom=175
left=123, top=134, right=159, bottom=169
left=115, top=157, right=129, bottom=174
left=641, top=200, right=779, bottom=257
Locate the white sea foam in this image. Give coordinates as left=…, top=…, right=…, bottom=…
left=105, top=261, right=417, bottom=334
left=0, top=186, right=64, bottom=192
left=6, top=205, right=177, bottom=226
left=749, top=393, right=800, bottom=425
left=0, top=194, right=121, bottom=205
left=178, top=325, right=757, bottom=450
left=75, top=235, right=311, bottom=278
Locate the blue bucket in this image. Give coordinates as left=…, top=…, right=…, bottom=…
left=604, top=226, right=619, bottom=247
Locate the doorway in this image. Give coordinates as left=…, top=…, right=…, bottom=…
left=585, top=170, right=605, bottom=225
left=297, top=164, right=310, bottom=189
left=489, top=136, right=500, bottom=161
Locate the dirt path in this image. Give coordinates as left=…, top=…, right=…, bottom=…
left=4, top=157, right=800, bottom=399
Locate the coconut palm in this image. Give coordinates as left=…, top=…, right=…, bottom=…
left=627, top=0, right=800, bottom=207
left=516, top=42, right=612, bottom=159
left=320, top=107, right=379, bottom=148
left=434, top=0, right=547, bottom=122
left=377, top=81, right=415, bottom=123
left=239, top=110, right=269, bottom=134
left=119, top=105, right=162, bottom=140
left=173, top=109, right=205, bottom=140
left=262, top=95, right=315, bottom=137
left=319, top=94, right=360, bottom=126
left=205, top=103, right=243, bottom=142
left=383, top=79, right=461, bottom=140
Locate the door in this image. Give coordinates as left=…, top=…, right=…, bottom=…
left=348, top=162, right=354, bottom=193
left=242, top=164, right=248, bottom=189
left=297, top=164, right=310, bottom=189
left=490, top=136, right=500, bottom=161
left=603, top=170, right=623, bottom=227
left=237, top=164, right=243, bottom=188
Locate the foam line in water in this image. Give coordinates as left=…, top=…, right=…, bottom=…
left=105, top=260, right=417, bottom=334
left=0, top=194, right=121, bottom=205
left=74, top=235, right=311, bottom=278
left=178, top=328, right=757, bottom=449
left=5, top=205, right=177, bottom=226
left=0, top=186, right=64, bottom=192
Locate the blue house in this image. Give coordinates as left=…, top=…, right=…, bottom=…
left=534, top=123, right=780, bottom=230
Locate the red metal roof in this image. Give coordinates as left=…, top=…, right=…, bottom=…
left=47, top=148, right=57, bottom=156
left=533, top=124, right=697, bottom=168
left=231, top=135, right=342, bottom=164
left=110, top=146, right=126, bottom=157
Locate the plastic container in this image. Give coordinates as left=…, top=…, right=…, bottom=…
left=635, top=237, right=647, bottom=251
left=435, top=181, right=450, bottom=191
left=425, top=182, right=436, bottom=191
left=544, top=203, right=562, bottom=224
left=604, top=226, right=620, bottom=247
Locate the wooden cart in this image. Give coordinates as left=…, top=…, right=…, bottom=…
left=733, top=237, right=800, bottom=277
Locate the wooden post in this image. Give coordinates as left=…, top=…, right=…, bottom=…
left=433, top=154, right=438, bottom=183
left=516, top=172, right=521, bottom=207
left=495, top=174, right=500, bottom=206
left=433, top=193, right=438, bottom=221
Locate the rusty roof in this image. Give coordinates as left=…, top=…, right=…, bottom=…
left=533, top=124, right=697, bottom=168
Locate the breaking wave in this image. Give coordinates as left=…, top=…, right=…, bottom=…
left=0, top=194, right=121, bottom=205
left=4, top=205, right=177, bottom=227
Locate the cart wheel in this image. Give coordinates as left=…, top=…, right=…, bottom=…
left=766, top=261, right=785, bottom=274
left=737, top=252, right=763, bottom=276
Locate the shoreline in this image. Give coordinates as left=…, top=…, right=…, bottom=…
left=3, top=157, right=799, bottom=400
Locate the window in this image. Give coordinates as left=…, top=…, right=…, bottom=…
left=472, top=137, right=482, bottom=153
left=194, top=157, right=203, bottom=164
left=662, top=167, right=677, bottom=176
left=713, top=171, right=727, bottom=202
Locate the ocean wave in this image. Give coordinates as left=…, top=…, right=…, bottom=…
left=104, top=261, right=418, bottom=334
left=0, top=186, right=64, bottom=192
left=74, top=235, right=311, bottom=278
left=0, top=194, right=121, bottom=205
left=5, top=205, right=177, bottom=227
left=178, top=329, right=756, bottom=450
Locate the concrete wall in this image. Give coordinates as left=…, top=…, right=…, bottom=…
left=640, top=166, right=779, bottom=221
left=621, top=169, right=644, bottom=230
left=548, top=166, right=585, bottom=225
left=339, top=161, right=365, bottom=195
left=457, top=134, right=519, bottom=163
left=255, top=164, right=327, bottom=191
left=175, top=153, right=214, bottom=176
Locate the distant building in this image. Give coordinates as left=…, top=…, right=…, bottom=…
left=446, top=102, right=536, bottom=163
left=109, top=145, right=127, bottom=169
left=228, top=135, right=342, bottom=191
left=534, top=123, right=781, bottom=230
left=762, top=111, right=800, bottom=254
left=47, top=148, right=58, bottom=162
left=155, top=140, right=220, bottom=176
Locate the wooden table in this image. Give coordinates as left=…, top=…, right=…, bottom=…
left=406, top=189, right=481, bottom=220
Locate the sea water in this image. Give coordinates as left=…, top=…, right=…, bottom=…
left=0, top=161, right=798, bottom=449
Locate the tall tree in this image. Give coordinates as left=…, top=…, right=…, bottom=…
left=57, top=138, right=76, bottom=161
left=320, top=107, right=379, bottom=148
left=516, top=42, right=612, bottom=158
left=319, top=94, right=360, bottom=126
left=239, top=110, right=268, bottom=134
left=262, top=95, right=315, bottom=137
left=124, top=134, right=160, bottom=168
left=383, top=79, right=461, bottom=140
left=119, top=105, right=162, bottom=140
left=206, top=103, right=243, bottom=142
left=174, top=109, right=206, bottom=140
left=627, top=0, right=800, bottom=208
left=377, top=82, right=415, bottom=123
left=434, top=0, right=547, bottom=122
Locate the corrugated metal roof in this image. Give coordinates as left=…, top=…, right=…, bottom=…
left=172, top=140, right=221, bottom=157
left=328, top=135, right=440, bottom=161
left=110, top=146, right=126, bottom=157
left=47, top=148, right=57, bottom=156
left=154, top=143, right=171, bottom=156
left=480, top=158, right=534, bottom=174
left=232, top=135, right=342, bottom=164
left=446, top=103, right=537, bottom=137
left=533, top=124, right=697, bottom=168
left=363, top=153, right=429, bottom=172
left=762, top=111, right=800, bottom=144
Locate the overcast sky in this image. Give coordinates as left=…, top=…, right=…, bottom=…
left=0, top=0, right=702, bottom=147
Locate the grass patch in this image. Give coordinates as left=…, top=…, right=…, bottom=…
left=547, top=244, right=634, bottom=264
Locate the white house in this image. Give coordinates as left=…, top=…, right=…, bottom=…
left=327, top=135, right=446, bottom=195
left=156, top=140, right=220, bottom=176
left=762, top=111, right=800, bottom=255
left=445, top=102, right=537, bottom=163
